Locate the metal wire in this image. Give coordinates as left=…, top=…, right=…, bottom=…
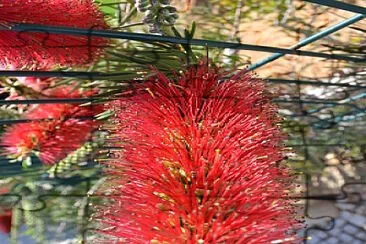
left=3, top=24, right=364, bottom=62
left=0, top=1, right=365, bottom=243
left=249, top=13, right=365, bottom=70
left=303, top=0, right=366, bottom=14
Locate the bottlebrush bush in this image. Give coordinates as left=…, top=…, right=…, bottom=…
left=1, top=86, right=102, bottom=165
left=16, top=77, right=54, bottom=93
left=97, top=64, right=303, bottom=243
left=0, top=0, right=108, bottom=69
left=0, top=210, right=11, bottom=234
left=0, top=187, right=12, bottom=234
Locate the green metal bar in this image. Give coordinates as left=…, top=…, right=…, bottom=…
left=304, top=0, right=366, bottom=15
left=249, top=14, right=365, bottom=70
left=311, top=110, right=365, bottom=128
left=0, top=70, right=133, bottom=79
left=2, top=71, right=366, bottom=89
left=306, top=93, right=366, bottom=114
left=0, top=116, right=94, bottom=126
left=4, top=24, right=364, bottom=62
left=267, top=78, right=366, bottom=88
left=273, top=99, right=364, bottom=112
left=0, top=98, right=93, bottom=105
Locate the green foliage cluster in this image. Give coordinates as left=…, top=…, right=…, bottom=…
left=0, top=0, right=364, bottom=242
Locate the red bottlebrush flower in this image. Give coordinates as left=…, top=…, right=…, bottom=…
left=1, top=87, right=102, bottom=164
left=16, top=77, right=53, bottom=92
left=97, top=64, right=303, bottom=243
left=0, top=211, right=11, bottom=234
left=0, top=0, right=108, bottom=69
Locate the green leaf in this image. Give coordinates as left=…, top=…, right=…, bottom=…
left=96, top=110, right=114, bottom=120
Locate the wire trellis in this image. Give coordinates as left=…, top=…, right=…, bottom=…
left=0, top=0, right=365, bottom=243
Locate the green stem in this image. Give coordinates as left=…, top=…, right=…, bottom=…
left=120, top=6, right=137, bottom=25
left=9, top=206, right=22, bottom=244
